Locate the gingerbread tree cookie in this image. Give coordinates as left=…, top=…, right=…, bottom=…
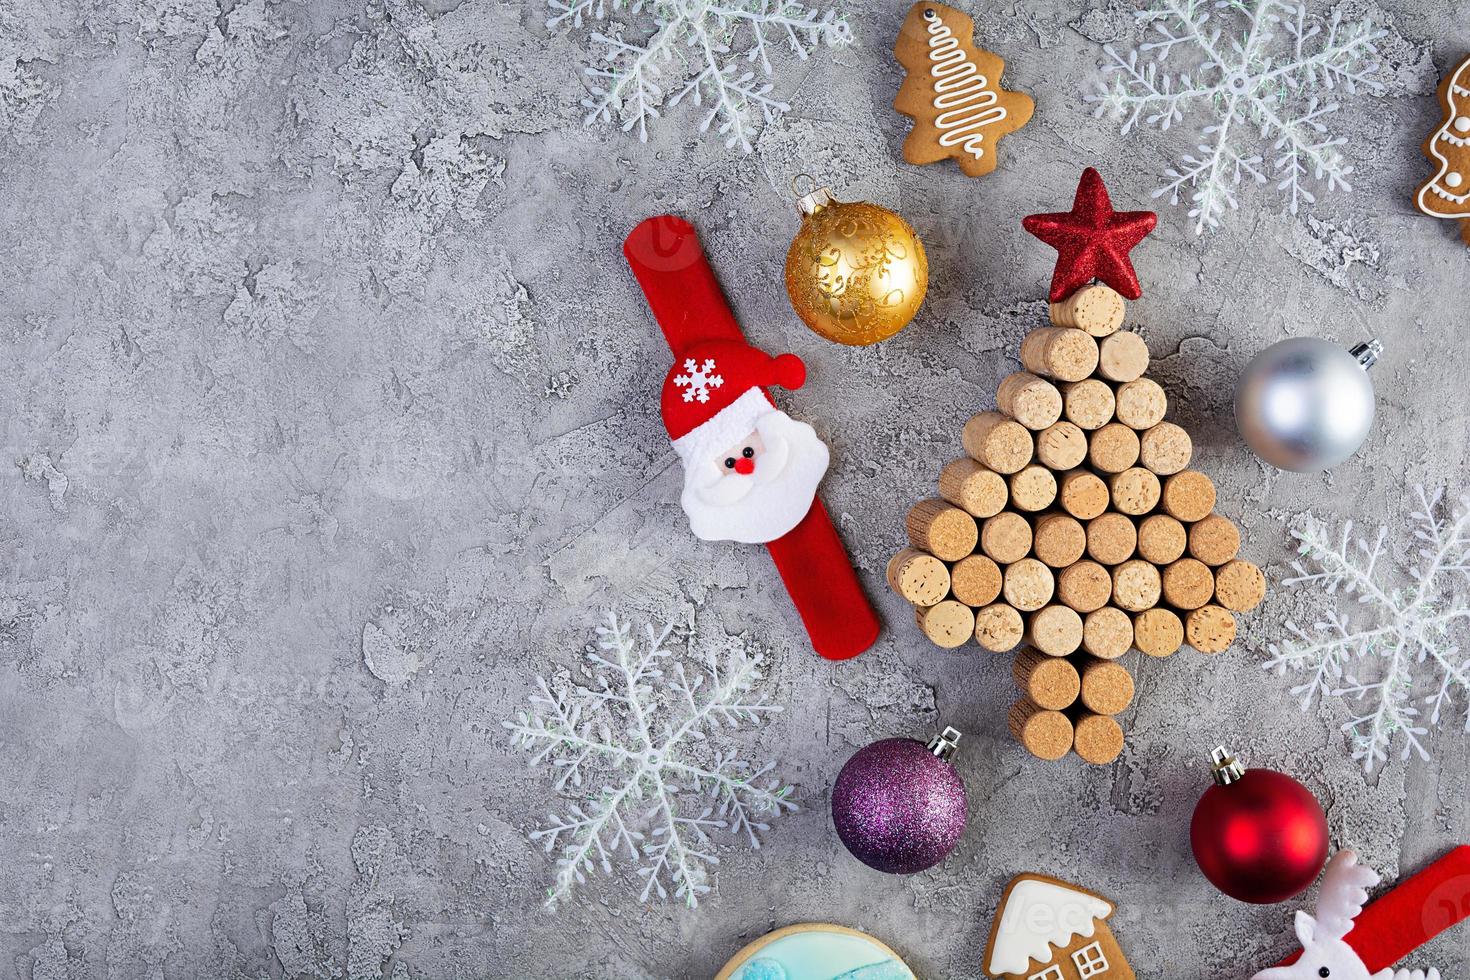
left=888, top=170, right=1263, bottom=766
left=1416, top=54, right=1470, bottom=245
left=893, top=2, right=1033, bottom=178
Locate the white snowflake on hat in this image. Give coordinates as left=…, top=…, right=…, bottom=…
left=674, top=358, right=723, bottom=404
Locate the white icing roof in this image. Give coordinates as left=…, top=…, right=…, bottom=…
left=987, top=877, right=1114, bottom=976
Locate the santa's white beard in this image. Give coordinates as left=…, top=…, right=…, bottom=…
left=680, top=409, right=829, bottom=544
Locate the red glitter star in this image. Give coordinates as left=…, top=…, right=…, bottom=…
left=1022, top=168, right=1157, bottom=302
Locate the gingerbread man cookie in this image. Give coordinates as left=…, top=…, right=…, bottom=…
left=893, top=2, right=1033, bottom=178
left=1415, top=54, right=1470, bottom=245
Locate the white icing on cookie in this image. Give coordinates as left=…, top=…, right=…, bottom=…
left=923, top=9, right=1006, bottom=160
left=988, top=878, right=1113, bottom=976
left=1417, top=57, right=1470, bottom=218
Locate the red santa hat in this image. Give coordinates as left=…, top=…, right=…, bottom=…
left=661, top=339, right=806, bottom=466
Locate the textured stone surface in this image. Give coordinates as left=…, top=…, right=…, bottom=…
left=1, top=1, right=1466, bottom=977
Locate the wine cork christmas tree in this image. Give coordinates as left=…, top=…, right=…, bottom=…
left=889, top=168, right=1264, bottom=765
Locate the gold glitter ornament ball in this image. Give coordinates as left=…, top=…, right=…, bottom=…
left=784, top=178, right=929, bottom=346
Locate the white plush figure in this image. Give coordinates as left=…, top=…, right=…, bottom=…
left=1250, top=851, right=1440, bottom=980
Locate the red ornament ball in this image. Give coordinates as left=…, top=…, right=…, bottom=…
left=1191, top=765, right=1329, bottom=904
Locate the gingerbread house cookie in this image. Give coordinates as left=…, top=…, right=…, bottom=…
left=1415, top=54, right=1470, bottom=245
left=983, top=873, right=1134, bottom=980
left=893, top=2, right=1033, bottom=178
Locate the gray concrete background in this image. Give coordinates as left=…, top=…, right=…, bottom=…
left=0, top=0, right=1467, bottom=977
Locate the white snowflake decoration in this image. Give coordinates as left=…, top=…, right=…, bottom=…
left=1264, top=487, right=1470, bottom=773
left=673, top=356, right=723, bottom=403
left=504, top=612, right=797, bottom=907
left=1086, top=0, right=1389, bottom=234
left=547, top=0, right=852, bottom=153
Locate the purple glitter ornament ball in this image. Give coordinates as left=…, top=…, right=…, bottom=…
left=830, top=727, right=967, bottom=874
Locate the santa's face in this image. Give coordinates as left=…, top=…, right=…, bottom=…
left=680, top=409, right=830, bottom=543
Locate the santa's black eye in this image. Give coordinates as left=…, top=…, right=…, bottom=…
left=1319, top=969, right=1330, bottom=978
left=724, top=457, right=736, bottom=469
left=742, top=447, right=755, bottom=458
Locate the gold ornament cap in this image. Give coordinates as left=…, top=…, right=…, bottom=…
left=793, top=174, right=835, bottom=216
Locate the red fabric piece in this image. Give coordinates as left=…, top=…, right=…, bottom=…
left=767, top=499, right=881, bottom=661
left=624, top=214, right=744, bottom=350
left=1021, top=167, right=1157, bottom=302
left=1275, top=845, right=1470, bottom=971
left=624, top=214, right=879, bottom=661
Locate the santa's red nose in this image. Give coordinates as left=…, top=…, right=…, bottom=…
left=734, top=457, right=755, bottom=475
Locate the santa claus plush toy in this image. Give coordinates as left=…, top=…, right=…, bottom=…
left=625, top=215, right=879, bottom=661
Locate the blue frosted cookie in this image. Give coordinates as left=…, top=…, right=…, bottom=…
left=715, top=924, right=915, bottom=980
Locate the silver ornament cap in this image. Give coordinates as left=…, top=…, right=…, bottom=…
left=1234, top=337, right=1381, bottom=472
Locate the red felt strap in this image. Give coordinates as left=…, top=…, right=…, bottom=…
left=1276, top=845, right=1470, bottom=971
left=623, top=215, right=744, bottom=353
left=767, top=498, right=881, bottom=661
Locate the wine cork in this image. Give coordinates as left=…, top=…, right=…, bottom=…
left=1139, top=422, right=1192, bottom=475
left=1008, top=698, right=1073, bottom=761
left=975, top=603, right=1025, bottom=652
left=1161, top=558, right=1215, bottom=610
left=907, top=499, right=979, bottom=562
left=1114, top=377, right=1167, bottom=429
left=1088, top=422, right=1141, bottom=474
left=1086, top=512, right=1137, bottom=565
left=1059, top=470, right=1110, bottom=521
left=1137, top=514, right=1188, bottom=565
left=1033, top=514, right=1087, bottom=569
left=1132, top=608, right=1184, bottom=658
left=950, top=554, right=1003, bottom=607
left=980, top=512, right=1033, bottom=564
left=1111, top=558, right=1162, bottom=612
left=1019, top=326, right=1100, bottom=383
left=1035, top=421, right=1088, bottom=471
left=1008, top=464, right=1058, bottom=512
left=1161, top=471, right=1216, bottom=523
left=1215, top=559, right=1266, bottom=613
left=1082, top=607, right=1133, bottom=660
left=1013, top=648, right=1082, bottom=711
left=886, top=548, right=951, bottom=607
left=916, top=600, right=976, bottom=649
left=1048, top=284, right=1125, bottom=337
left=1079, top=657, right=1135, bottom=715
left=1027, top=605, right=1084, bottom=657
left=962, top=412, right=1034, bottom=475
left=1188, top=513, right=1241, bottom=566
left=1072, top=712, right=1125, bottom=765
left=1185, top=604, right=1237, bottom=654
left=996, top=372, right=1063, bottom=431
left=1061, top=379, right=1115, bottom=430
left=1096, top=330, right=1150, bottom=382
left=939, top=457, right=1009, bottom=519
left=1108, top=467, right=1162, bottom=516
left=1003, top=557, right=1055, bottom=612
left=1056, top=560, right=1112, bottom=613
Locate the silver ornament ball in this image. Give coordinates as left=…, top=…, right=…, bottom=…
left=1234, top=337, right=1381, bottom=472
